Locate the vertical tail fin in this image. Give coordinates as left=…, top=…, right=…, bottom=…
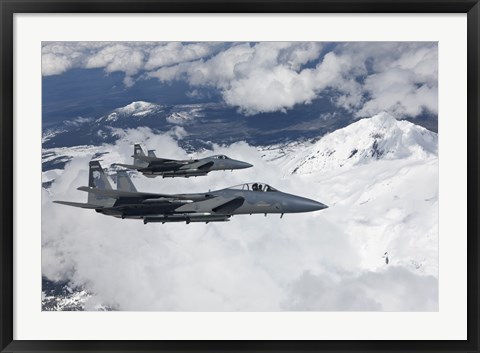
left=88, top=161, right=115, bottom=206
left=147, top=149, right=157, bottom=158
left=133, top=144, right=148, bottom=167
left=116, top=170, right=137, bottom=192
left=134, top=144, right=145, bottom=157
left=89, top=161, right=112, bottom=189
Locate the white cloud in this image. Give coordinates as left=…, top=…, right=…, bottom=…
left=42, top=42, right=108, bottom=76
left=357, top=69, right=438, bottom=117
left=150, top=42, right=326, bottom=114
left=42, top=127, right=438, bottom=311
left=42, top=52, right=74, bottom=76
left=149, top=43, right=255, bottom=87
left=85, top=44, right=144, bottom=75
left=147, top=42, right=437, bottom=118
left=222, top=66, right=317, bottom=115
left=64, top=116, right=94, bottom=127
left=41, top=41, right=222, bottom=80
left=283, top=267, right=438, bottom=311
left=144, top=42, right=221, bottom=70
left=42, top=41, right=437, bottom=118
left=334, top=42, right=438, bottom=117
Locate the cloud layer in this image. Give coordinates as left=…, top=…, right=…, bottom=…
left=42, top=42, right=437, bottom=118
left=42, top=128, right=438, bottom=311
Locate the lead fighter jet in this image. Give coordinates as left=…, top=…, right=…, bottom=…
left=54, top=161, right=328, bottom=224
left=115, top=144, right=253, bottom=178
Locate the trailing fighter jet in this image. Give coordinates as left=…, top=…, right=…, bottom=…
left=54, top=161, right=328, bottom=224
left=114, top=144, right=253, bottom=178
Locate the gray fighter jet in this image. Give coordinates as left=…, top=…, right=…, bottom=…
left=54, top=161, right=328, bottom=224
left=115, top=144, right=253, bottom=178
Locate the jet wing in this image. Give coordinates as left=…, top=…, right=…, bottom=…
left=53, top=201, right=103, bottom=209
left=175, top=196, right=244, bottom=214
left=132, top=155, right=172, bottom=163
left=132, top=155, right=190, bottom=164
left=212, top=196, right=245, bottom=213
left=113, top=162, right=190, bottom=170
left=197, top=161, right=214, bottom=170
left=147, top=160, right=192, bottom=168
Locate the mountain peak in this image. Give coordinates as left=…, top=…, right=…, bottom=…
left=287, top=113, right=438, bottom=175
left=117, top=101, right=157, bottom=114
left=100, top=101, right=162, bottom=122
left=367, top=111, right=399, bottom=126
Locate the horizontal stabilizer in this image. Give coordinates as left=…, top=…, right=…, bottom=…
left=53, top=201, right=102, bottom=209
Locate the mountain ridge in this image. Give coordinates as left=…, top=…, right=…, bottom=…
left=261, top=112, right=438, bottom=176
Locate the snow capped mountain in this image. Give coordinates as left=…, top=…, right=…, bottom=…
left=43, top=98, right=374, bottom=149
left=101, top=101, right=163, bottom=122
left=166, top=106, right=205, bottom=125
left=262, top=112, right=438, bottom=176
left=258, top=113, right=438, bottom=275
left=117, top=101, right=157, bottom=114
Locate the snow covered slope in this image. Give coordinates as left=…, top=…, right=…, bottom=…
left=263, top=112, right=437, bottom=176
left=262, top=113, right=438, bottom=276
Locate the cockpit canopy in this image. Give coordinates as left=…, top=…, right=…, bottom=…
left=212, top=155, right=230, bottom=160
left=228, top=183, right=278, bottom=192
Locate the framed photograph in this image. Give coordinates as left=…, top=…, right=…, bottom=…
left=1, top=0, right=479, bottom=352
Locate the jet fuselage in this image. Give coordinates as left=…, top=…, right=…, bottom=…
left=96, top=183, right=327, bottom=221
left=140, top=156, right=253, bottom=178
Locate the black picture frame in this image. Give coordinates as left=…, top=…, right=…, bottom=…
left=1, top=1, right=479, bottom=352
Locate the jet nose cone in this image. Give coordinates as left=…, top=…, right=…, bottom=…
left=302, top=199, right=328, bottom=212
left=285, top=196, right=328, bottom=213
left=236, top=161, right=253, bottom=169
left=313, top=201, right=328, bottom=211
